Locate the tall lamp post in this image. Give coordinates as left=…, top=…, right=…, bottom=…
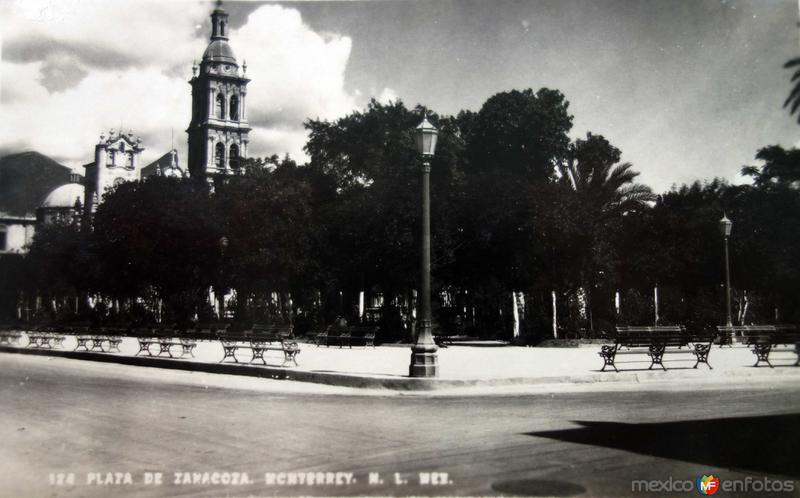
left=409, top=115, right=439, bottom=377
left=719, top=214, right=733, bottom=327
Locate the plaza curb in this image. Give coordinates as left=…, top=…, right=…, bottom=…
left=1, top=345, right=799, bottom=391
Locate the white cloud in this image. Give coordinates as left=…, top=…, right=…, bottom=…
left=0, top=0, right=392, bottom=167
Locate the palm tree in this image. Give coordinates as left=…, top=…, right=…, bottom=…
left=555, top=133, right=656, bottom=333
left=557, top=133, right=655, bottom=217
left=783, top=57, right=800, bottom=123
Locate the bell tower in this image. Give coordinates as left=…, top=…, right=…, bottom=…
left=187, top=0, right=251, bottom=181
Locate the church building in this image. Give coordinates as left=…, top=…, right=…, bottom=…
left=187, top=1, right=251, bottom=181
left=1, top=0, right=249, bottom=255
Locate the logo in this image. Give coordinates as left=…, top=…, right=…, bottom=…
left=697, top=475, right=720, bottom=495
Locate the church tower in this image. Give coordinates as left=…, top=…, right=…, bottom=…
left=84, top=129, right=145, bottom=216
left=187, top=0, right=250, bottom=181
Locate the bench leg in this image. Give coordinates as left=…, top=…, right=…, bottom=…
left=598, top=347, right=618, bottom=373
left=693, top=344, right=712, bottom=370
left=109, top=340, right=121, bottom=353
left=180, top=344, right=196, bottom=358
left=752, top=344, right=772, bottom=368
left=250, top=348, right=266, bottom=365
left=283, top=350, right=299, bottom=367
left=220, top=346, right=238, bottom=363
left=137, top=342, right=154, bottom=356
left=159, top=344, right=174, bottom=358
left=648, top=346, right=666, bottom=371
left=75, top=338, right=90, bottom=352
left=600, top=358, right=618, bottom=372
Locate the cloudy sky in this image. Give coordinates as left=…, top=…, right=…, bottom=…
left=0, top=0, right=797, bottom=192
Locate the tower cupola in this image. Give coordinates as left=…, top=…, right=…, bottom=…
left=187, top=0, right=251, bottom=182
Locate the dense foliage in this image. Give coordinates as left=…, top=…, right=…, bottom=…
left=7, top=89, right=800, bottom=341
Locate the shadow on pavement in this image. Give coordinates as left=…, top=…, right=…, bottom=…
left=525, top=414, right=800, bottom=478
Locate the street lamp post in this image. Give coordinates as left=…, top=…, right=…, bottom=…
left=217, top=236, right=229, bottom=320
left=409, top=115, right=439, bottom=377
left=719, top=214, right=733, bottom=327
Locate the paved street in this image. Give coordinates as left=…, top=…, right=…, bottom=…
left=1, top=354, right=799, bottom=497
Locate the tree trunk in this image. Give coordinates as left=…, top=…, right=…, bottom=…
left=653, top=286, right=659, bottom=325
left=551, top=290, right=557, bottom=339
left=511, top=292, right=520, bottom=339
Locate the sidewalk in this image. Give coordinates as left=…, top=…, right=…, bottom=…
left=2, top=333, right=799, bottom=391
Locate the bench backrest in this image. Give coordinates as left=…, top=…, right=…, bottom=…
left=615, top=331, right=689, bottom=348
left=716, top=325, right=776, bottom=333
left=616, top=325, right=684, bottom=334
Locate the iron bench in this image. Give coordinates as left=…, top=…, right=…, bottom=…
left=599, top=326, right=714, bottom=372
left=737, top=326, right=799, bottom=367
left=218, top=333, right=300, bottom=367
left=27, top=327, right=65, bottom=349
left=0, top=329, right=23, bottom=345
left=315, top=325, right=377, bottom=348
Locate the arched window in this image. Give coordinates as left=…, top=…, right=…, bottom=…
left=220, top=21, right=226, bottom=36
left=229, top=95, right=239, bottom=121
left=215, top=93, right=225, bottom=119
left=215, top=142, right=225, bottom=169
left=229, top=144, right=240, bottom=169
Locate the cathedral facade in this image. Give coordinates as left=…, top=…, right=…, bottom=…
left=187, top=2, right=251, bottom=180
left=1, top=1, right=249, bottom=255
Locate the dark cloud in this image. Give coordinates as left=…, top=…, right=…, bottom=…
left=38, top=58, right=89, bottom=92
left=4, top=37, right=141, bottom=69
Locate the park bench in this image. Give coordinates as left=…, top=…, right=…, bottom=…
left=26, top=326, right=65, bottom=349
left=158, top=329, right=197, bottom=358
left=61, top=323, right=126, bottom=353
left=132, top=328, right=159, bottom=356
left=132, top=328, right=195, bottom=358
left=727, top=325, right=800, bottom=368
left=716, top=324, right=776, bottom=347
left=68, top=325, right=94, bottom=351
left=0, top=326, right=23, bottom=345
left=433, top=328, right=455, bottom=347
left=89, top=326, right=126, bottom=353
left=315, top=325, right=377, bottom=348
left=218, top=330, right=300, bottom=367
left=251, top=323, right=294, bottom=339
left=599, top=325, right=714, bottom=372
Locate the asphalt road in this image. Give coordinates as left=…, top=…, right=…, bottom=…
left=1, top=354, right=799, bottom=498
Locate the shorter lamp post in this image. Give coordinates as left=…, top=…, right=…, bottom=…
left=217, top=236, right=229, bottom=320
left=719, top=214, right=733, bottom=327
left=409, top=115, right=439, bottom=378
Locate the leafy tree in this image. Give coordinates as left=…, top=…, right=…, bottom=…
left=741, top=145, right=800, bottom=189
left=92, top=176, right=219, bottom=324
left=304, top=99, right=463, bottom=337
left=448, top=88, right=575, bottom=339
left=25, top=220, right=96, bottom=320
left=213, top=156, right=315, bottom=323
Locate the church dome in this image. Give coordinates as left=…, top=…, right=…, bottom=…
left=203, top=40, right=237, bottom=64
left=42, top=183, right=84, bottom=208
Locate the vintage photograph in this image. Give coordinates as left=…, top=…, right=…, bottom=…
left=0, top=0, right=799, bottom=496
